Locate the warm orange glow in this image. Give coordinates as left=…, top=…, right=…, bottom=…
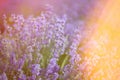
left=79, top=0, right=120, bottom=80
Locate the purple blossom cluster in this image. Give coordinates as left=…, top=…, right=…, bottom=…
left=0, top=9, right=82, bottom=80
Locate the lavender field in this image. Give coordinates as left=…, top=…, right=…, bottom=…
left=0, top=0, right=120, bottom=80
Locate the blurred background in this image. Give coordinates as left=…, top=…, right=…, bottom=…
left=0, top=0, right=106, bottom=21
left=0, top=0, right=120, bottom=80
left=0, top=0, right=106, bottom=40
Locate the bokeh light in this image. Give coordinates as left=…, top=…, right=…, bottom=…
left=0, top=0, right=120, bottom=80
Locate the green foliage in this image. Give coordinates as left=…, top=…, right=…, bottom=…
left=58, top=53, right=70, bottom=70
left=40, top=46, right=52, bottom=68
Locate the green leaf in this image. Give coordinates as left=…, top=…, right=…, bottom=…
left=40, top=46, right=52, bottom=68
left=58, top=54, right=70, bottom=69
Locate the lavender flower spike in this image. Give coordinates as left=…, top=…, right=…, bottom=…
left=0, top=72, right=8, bottom=80
left=31, top=64, right=41, bottom=76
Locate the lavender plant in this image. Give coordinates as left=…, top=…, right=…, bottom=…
left=0, top=7, right=82, bottom=80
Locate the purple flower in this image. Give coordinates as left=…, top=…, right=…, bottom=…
left=17, top=57, right=25, bottom=70
left=0, top=72, right=8, bottom=80
left=31, top=64, right=40, bottom=76
left=46, top=58, right=59, bottom=79
left=53, top=17, right=68, bottom=56
left=0, top=5, right=83, bottom=79
left=27, top=75, right=36, bottom=80
left=16, top=55, right=26, bottom=69
left=10, top=52, right=17, bottom=65
left=63, top=64, right=72, bottom=79
left=27, top=46, right=34, bottom=53
left=18, top=72, right=26, bottom=80
left=53, top=73, right=59, bottom=80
